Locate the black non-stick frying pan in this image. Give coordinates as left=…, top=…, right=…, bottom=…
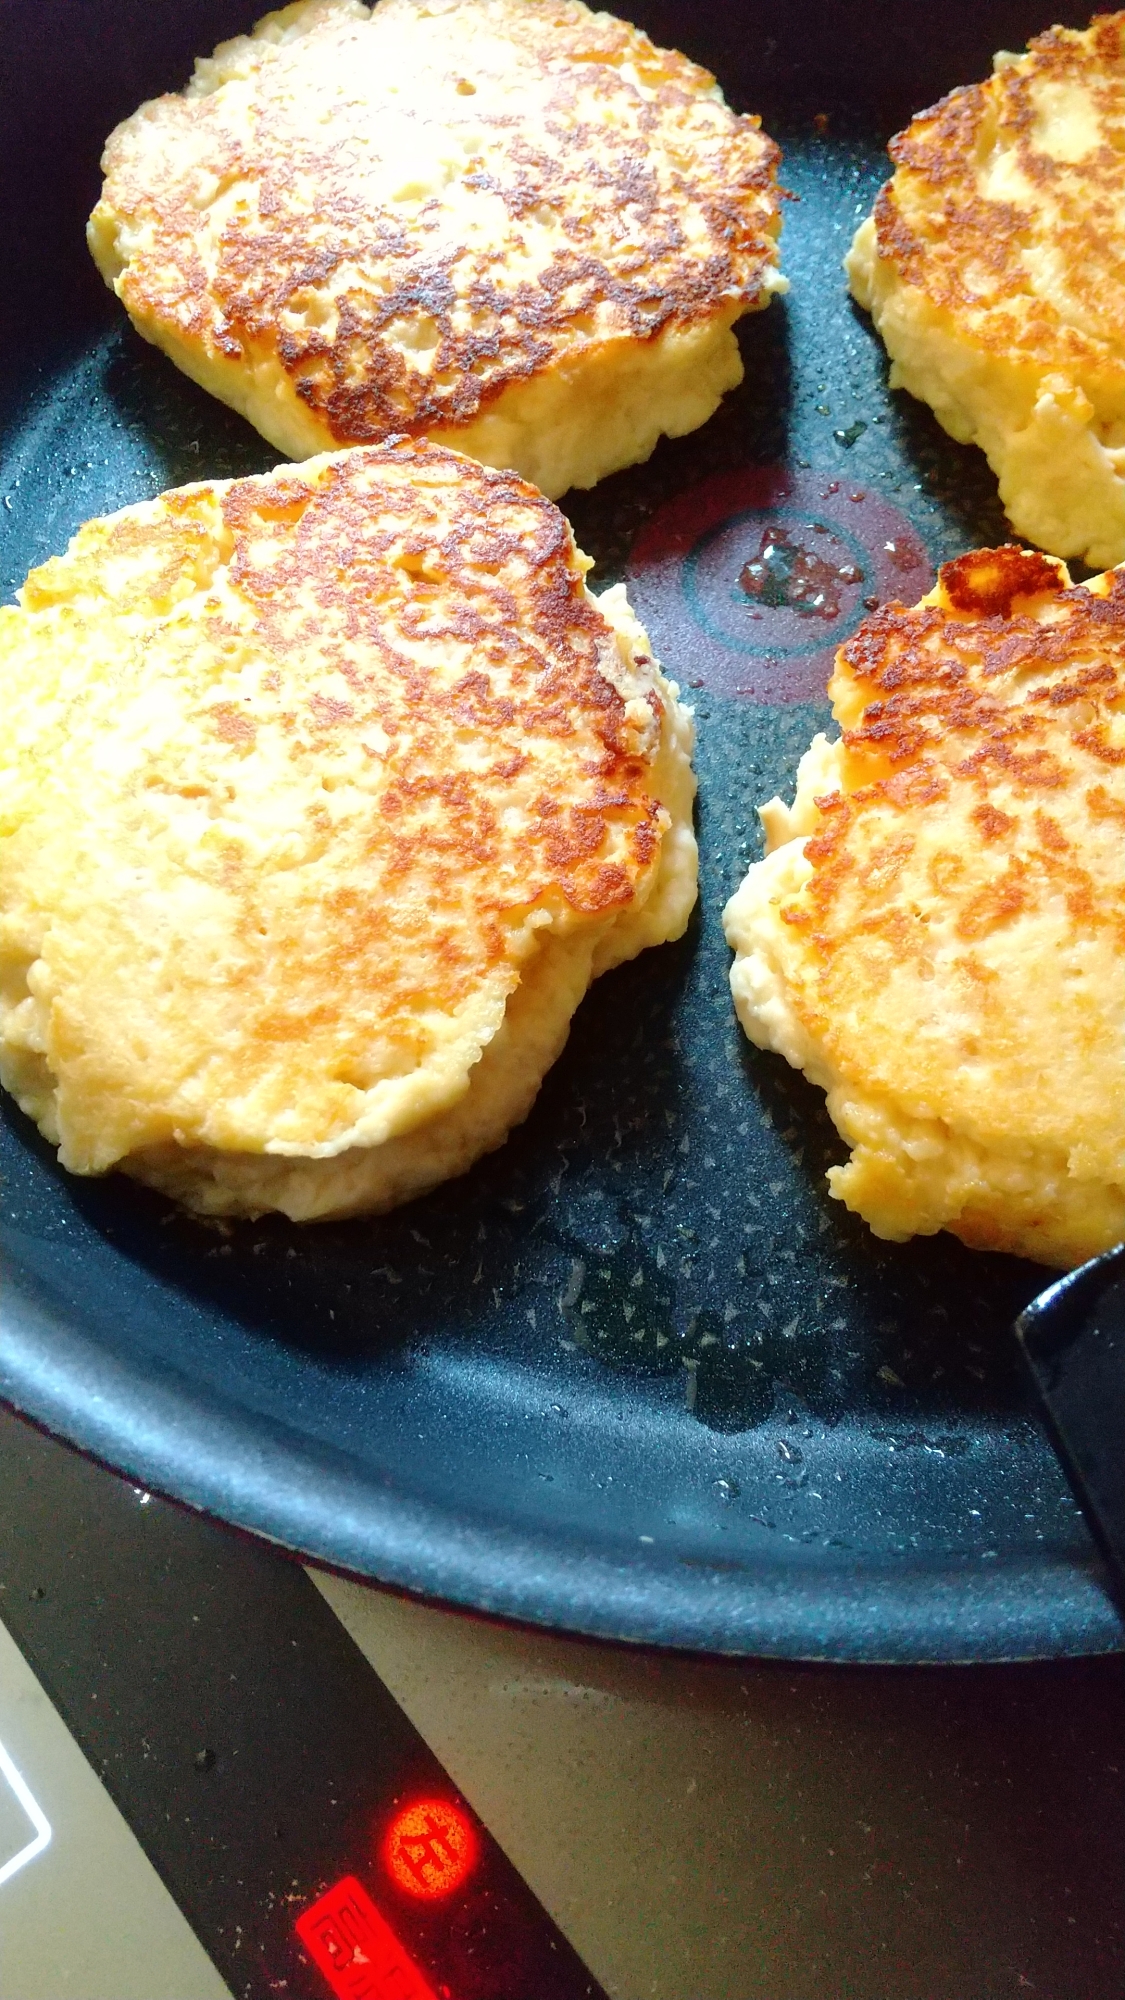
left=2, top=0, right=1121, bottom=1663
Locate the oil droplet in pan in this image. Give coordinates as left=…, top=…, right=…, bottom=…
left=739, top=524, right=862, bottom=621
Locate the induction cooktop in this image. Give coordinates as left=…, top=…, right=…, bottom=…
left=4, top=1400, right=1125, bottom=1999
left=0, top=1404, right=605, bottom=2000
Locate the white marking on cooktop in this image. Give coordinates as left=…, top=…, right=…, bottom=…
left=0, top=1736, right=51, bottom=1888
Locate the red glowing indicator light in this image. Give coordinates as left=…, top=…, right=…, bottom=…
left=382, top=1797, right=478, bottom=1900
left=295, top=1875, right=440, bottom=2000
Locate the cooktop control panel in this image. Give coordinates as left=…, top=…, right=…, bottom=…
left=0, top=1406, right=605, bottom=2000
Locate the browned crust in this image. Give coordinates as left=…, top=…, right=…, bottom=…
left=871, top=13, right=1125, bottom=375
left=16, top=441, right=672, bottom=1140
left=95, top=0, right=783, bottom=445
left=788, top=547, right=1125, bottom=956
left=210, top=444, right=665, bottom=924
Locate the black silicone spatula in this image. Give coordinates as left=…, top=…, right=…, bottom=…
left=1017, top=1244, right=1125, bottom=1608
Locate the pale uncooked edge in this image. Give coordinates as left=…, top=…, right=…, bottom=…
left=88, top=211, right=764, bottom=501
left=846, top=214, right=1125, bottom=570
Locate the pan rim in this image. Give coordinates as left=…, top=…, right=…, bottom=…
left=3, top=0, right=1124, bottom=1668
left=3, top=1248, right=1121, bottom=1665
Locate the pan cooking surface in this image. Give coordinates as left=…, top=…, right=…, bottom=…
left=1, top=2, right=1121, bottom=1659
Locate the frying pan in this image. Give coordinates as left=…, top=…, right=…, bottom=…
left=2, top=0, right=1121, bottom=1663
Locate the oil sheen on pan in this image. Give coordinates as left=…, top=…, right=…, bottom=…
left=627, top=466, right=933, bottom=702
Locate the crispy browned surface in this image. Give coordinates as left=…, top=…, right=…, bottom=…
left=828, top=545, right=1125, bottom=795
left=873, top=13, right=1125, bottom=377
left=726, top=544, right=1125, bottom=1266
left=0, top=441, right=676, bottom=1172
left=93, top=0, right=782, bottom=448
left=810, top=548, right=1125, bottom=957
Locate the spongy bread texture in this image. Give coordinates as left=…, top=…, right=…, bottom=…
left=88, top=0, right=786, bottom=500
left=724, top=545, right=1125, bottom=1271
left=848, top=14, right=1125, bottom=570
left=0, top=441, right=697, bottom=1221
